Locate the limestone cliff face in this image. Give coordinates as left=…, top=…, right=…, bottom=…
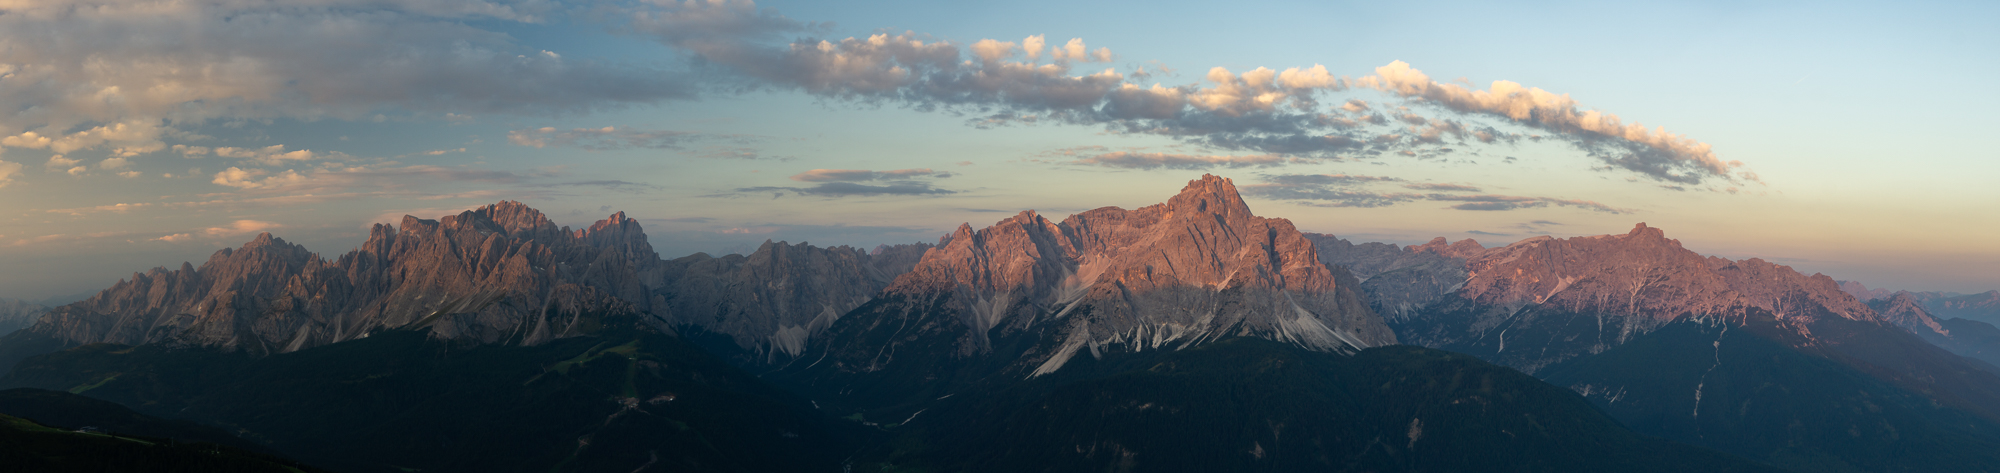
left=655, top=240, right=931, bottom=361
left=817, top=175, right=1395, bottom=381
left=1307, top=235, right=1486, bottom=322
left=1874, top=292, right=1948, bottom=337
left=1384, top=223, right=1892, bottom=373
left=27, top=202, right=932, bottom=356
left=32, top=202, right=656, bottom=354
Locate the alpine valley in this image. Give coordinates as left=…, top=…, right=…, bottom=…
left=2, top=175, right=1995, bottom=472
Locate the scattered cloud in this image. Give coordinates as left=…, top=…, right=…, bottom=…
left=46, top=202, right=154, bottom=216
left=1466, top=230, right=1510, bottom=236
left=0, top=0, right=694, bottom=159
left=9, top=234, right=68, bottom=246
left=45, top=155, right=80, bottom=170
left=790, top=168, right=951, bottom=182
left=622, top=1, right=1750, bottom=186
left=1240, top=173, right=1417, bottom=208
left=0, top=160, right=20, bottom=188
left=202, top=220, right=283, bottom=237
left=724, top=166, right=960, bottom=197
left=509, top=126, right=738, bottom=150
left=1357, top=61, right=1752, bottom=185
left=1403, top=182, right=1481, bottom=192
left=1242, top=173, right=1631, bottom=213
left=735, top=182, right=956, bottom=198
left=1066, top=152, right=1315, bottom=170
left=1426, top=194, right=1631, bottom=214
left=1511, top=220, right=1564, bottom=234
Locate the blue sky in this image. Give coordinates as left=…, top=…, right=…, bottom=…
left=0, top=0, right=1995, bottom=299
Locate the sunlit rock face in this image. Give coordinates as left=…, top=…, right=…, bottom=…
left=26, top=202, right=930, bottom=357
left=806, top=174, right=1395, bottom=385
left=1331, top=223, right=1889, bottom=374
left=30, top=203, right=655, bottom=354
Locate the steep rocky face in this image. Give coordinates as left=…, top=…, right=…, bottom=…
left=0, top=299, right=46, bottom=335
left=1389, top=223, right=1894, bottom=374
left=1306, top=235, right=1485, bottom=322
left=792, top=175, right=1394, bottom=415
left=24, top=201, right=935, bottom=358
left=896, top=175, right=1390, bottom=363
left=1869, top=292, right=2000, bottom=369
left=655, top=240, right=932, bottom=361
left=31, top=202, right=656, bottom=355
left=1875, top=292, right=1949, bottom=337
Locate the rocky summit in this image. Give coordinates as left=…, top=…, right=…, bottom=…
left=806, top=174, right=1394, bottom=386
left=1337, top=223, right=1886, bottom=373
left=23, top=202, right=930, bottom=357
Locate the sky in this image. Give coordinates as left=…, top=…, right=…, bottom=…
left=0, top=0, right=1996, bottom=300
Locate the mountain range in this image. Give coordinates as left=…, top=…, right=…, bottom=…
left=2, top=174, right=1997, bottom=472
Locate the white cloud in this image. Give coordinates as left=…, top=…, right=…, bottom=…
left=212, top=167, right=310, bottom=189
left=203, top=220, right=284, bottom=237
left=0, top=0, right=692, bottom=159
left=213, top=145, right=324, bottom=165
left=1356, top=61, right=1745, bottom=184
left=45, top=154, right=80, bottom=169
left=0, top=160, right=21, bottom=188
left=789, top=168, right=950, bottom=182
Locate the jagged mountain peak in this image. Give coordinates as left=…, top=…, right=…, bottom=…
left=855, top=175, right=1393, bottom=380
left=1875, top=291, right=1947, bottom=336
left=1159, top=174, right=1253, bottom=219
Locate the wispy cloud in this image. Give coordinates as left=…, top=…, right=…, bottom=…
left=506, top=126, right=761, bottom=151
left=790, top=168, right=951, bottom=182
left=1403, top=182, right=1481, bottom=192
left=1357, top=61, right=1752, bottom=185
left=1243, top=173, right=1632, bottom=213
left=622, top=1, right=1749, bottom=187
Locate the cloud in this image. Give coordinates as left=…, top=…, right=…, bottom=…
left=47, top=202, right=154, bottom=216
left=1510, top=220, right=1564, bottom=234
left=1240, top=173, right=1631, bottom=213
left=1357, top=61, right=1750, bottom=185
left=789, top=168, right=950, bottom=182
left=208, top=163, right=532, bottom=192
left=1403, top=183, right=1481, bottom=192
left=1426, top=194, right=1631, bottom=214
left=1239, top=173, right=1417, bottom=208
left=622, top=2, right=1751, bottom=187
left=213, top=145, right=328, bottom=166
left=1466, top=230, right=1510, bottom=236
left=0, top=0, right=693, bottom=158
left=202, top=220, right=283, bottom=238
left=9, top=234, right=68, bottom=246
left=153, top=233, right=193, bottom=242
left=1066, top=152, right=1314, bottom=170
left=734, top=182, right=956, bottom=198
left=45, top=154, right=80, bottom=170
left=0, top=160, right=20, bottom=188
left=726, top=167, right=959, bottom=197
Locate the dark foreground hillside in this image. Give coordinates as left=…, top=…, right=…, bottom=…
left=0, top=411, right=330, bottom=473
left=854, top=337, right=1781, bottom=473
left=2, top=326, right=862, bottom=473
